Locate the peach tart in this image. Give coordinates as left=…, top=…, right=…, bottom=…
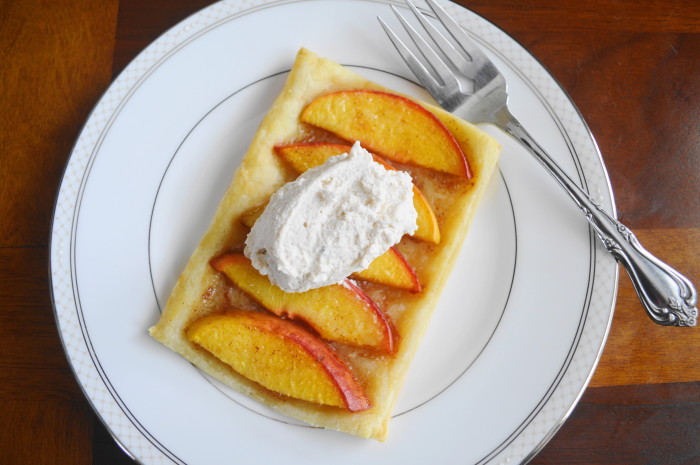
left=149, top=48, right=500, bottom=440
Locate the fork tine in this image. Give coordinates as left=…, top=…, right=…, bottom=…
left=403, top=0, right=471, bottom=74
left=423, top=0, right=489, bottom=71
left=389, top=4, right=457, bottom=88
left=377, top=16, right=444, bottom=98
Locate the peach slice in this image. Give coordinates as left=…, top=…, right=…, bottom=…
left=410, top=187, right=441, bottom=244
left=275, top=142, right=440, bottom=244
left=354, top=246, right=421, bottom=293
left=239, top=200, right=421, bottom=291
left=240, top=203, right=265, bottom=228
left=186, top=310, right=371, bottom=411
left=299, top=89, right=471, bottom=178
left=210, top=254, right=395, bottom=353
left=274, top=142, right=351, bottom=173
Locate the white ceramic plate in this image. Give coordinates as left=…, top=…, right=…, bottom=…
left=50, top=0, right=618, bottom=463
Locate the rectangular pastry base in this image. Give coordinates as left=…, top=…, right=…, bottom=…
left=149, top=48, right=500, bottom=441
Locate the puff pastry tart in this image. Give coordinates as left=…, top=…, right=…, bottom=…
left=149, top=48, right=500, bottom=441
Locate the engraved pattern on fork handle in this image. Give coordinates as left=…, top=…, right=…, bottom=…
left=502, top=112, right=698, bottom=327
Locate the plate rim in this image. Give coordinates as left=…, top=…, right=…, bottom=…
left=48, top=0, right=619, bottom=463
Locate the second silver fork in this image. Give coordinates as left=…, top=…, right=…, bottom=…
left=379, top=0, right=697, bottom=327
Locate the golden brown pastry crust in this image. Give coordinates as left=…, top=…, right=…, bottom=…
left=149, top=48, right=500, bottom=441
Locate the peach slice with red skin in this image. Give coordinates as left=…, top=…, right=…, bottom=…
left=275, top=142, right=440, bottom=244
left=353, top=246, right=421, bottom=293
left=299, top=89, right=471, bottom=178
left=274, top=142, right=351, bottom=173
left=210, top=254, right=395, bottom=354
left=186, top=309, right=371, bottom=411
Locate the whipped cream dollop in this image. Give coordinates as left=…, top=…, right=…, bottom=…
left=244, top=142, right=417, bottom=293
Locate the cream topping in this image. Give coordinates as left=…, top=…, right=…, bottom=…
left=244, top=142, right=417, bottom=292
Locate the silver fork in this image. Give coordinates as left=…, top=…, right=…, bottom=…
left=379, top=0, right=697, bottom=327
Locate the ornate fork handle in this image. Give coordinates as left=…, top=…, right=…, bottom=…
left=501, top=111, right=697, bottom=327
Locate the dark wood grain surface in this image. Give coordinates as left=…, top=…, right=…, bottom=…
left=1, top=0, right=698, bottom=463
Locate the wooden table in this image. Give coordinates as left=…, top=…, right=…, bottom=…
left=1, top=0, right=698, bottom=463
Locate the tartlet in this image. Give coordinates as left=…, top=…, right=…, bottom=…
left=149, top=48, right=501, bottom=440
